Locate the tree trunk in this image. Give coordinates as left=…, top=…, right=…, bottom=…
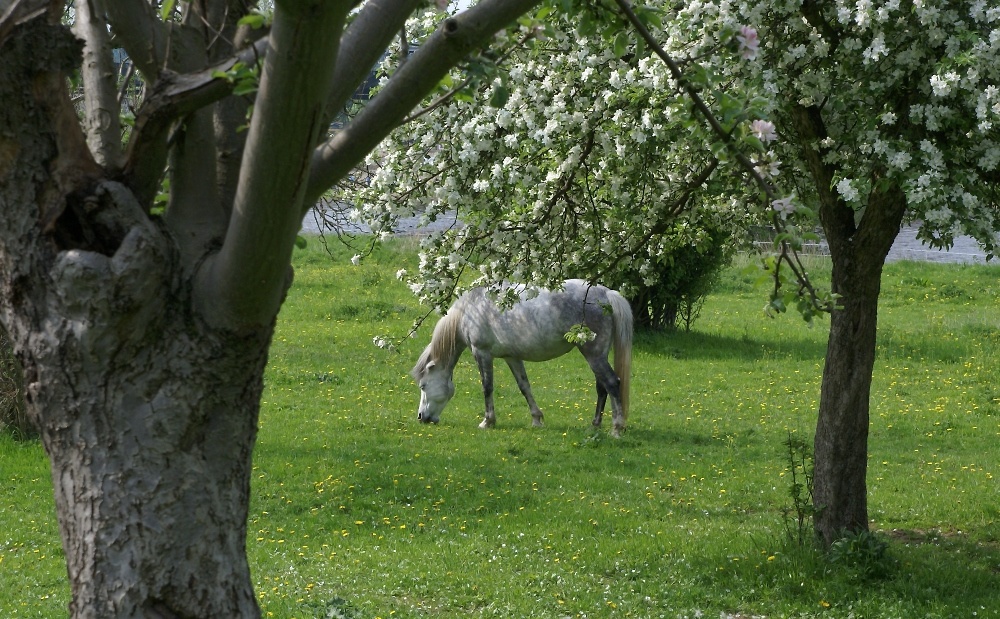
left=0, top=19, right=273, bottom=617
left=5, top=178, right=276, bottom=616
left=31, top=304, right=272, bottom=618
left=812, top=181, right=906, bottom=546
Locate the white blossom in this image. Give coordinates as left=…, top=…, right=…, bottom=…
left=836, top=178, right=859, bottom=202
left=750, top=119, right=777, bottom=142
left=737, top=25, right=760, bottom=60
left=771, top=196, right=796, bottom=218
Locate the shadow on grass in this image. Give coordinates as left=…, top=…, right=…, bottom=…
left=829, top=529, right=1000, bottom=612
left=634, top=329, right=828, bottom=363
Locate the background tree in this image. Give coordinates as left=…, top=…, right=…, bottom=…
left=0, top=326, right=30, bottom=438
left=612, top=210, right=736, bottom=331
left=0, top=0, right=542, bottom=616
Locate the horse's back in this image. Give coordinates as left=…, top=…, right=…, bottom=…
left=460, top=281, right=617, bottom=361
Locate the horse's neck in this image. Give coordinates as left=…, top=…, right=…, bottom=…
left=434, top=308, right=468, bottom=371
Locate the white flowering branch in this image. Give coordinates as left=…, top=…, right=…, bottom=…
left=613, top=0, right=834, bottom=318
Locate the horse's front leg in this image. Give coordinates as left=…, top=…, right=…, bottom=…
left=505, top=359, right=544, bottom=427
left=473, top=349, right=496, bottom=429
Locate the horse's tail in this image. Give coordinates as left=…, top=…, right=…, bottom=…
left=606, top=289, right=633, bottom=419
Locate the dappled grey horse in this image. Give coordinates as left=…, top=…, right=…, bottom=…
left=411, top=280, right=633, bottom=436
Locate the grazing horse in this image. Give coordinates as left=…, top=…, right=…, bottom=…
left=410, top=280, right=633, bottom=436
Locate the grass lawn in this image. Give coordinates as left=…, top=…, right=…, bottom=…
left=2, top=236, right=999, bottom=618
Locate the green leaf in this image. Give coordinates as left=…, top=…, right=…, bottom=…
left=295, top=235, right=308, bottom=250
left=613, top=31, right=630, bottom=57
left=160, top=0, right=176, bottom=21
left=237, top=13, right=267, bottom=29
left=233, top=81, right=258, bottom=96
left=744, top=134, right=765, bottom=152
left=637, top=6, right=663, bottom=30
left=688, top=64, right=710, bottom=87
left=489, top=84, right=510, bottom=108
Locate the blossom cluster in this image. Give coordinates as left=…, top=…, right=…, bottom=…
left=703, top=0, right=1000, bottom=251
left=329, top=0, right=1000, bottom=313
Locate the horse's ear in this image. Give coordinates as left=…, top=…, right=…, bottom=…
left=426, top=360, right=437, bottom=371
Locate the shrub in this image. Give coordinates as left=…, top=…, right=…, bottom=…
left=607, top=215, right=735, bottom=332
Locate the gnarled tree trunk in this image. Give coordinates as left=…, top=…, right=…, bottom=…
left=0, top=13, right=273, bottom=617
left=35, top=272, right=273, bottom=616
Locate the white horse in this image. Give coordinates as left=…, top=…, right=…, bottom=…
left=411, top=280, right=633, bottom=436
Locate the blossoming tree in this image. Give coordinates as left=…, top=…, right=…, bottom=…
left=348, top=0, right=1000, bottom=546
left=723, top=0, right=1000, bottom=544
left=343, top=3, right=779, bottom=314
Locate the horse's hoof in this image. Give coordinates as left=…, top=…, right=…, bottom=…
left=479, top=419, right=495, bottom=429
left=532, top=419, right=544, bottom=428
left=611, top=426, right=624, bottom=438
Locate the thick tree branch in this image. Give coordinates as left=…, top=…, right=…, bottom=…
left=323, top=0, right=422, bottom=125
left=196, top=1, right=352, bottom=330
left=788, top=104, right=853, bottom=250
left=303, top=0, right=544, bottom=207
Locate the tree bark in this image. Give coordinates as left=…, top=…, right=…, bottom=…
left=38, top=276, right=272, bottom=617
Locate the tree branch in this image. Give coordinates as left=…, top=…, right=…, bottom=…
left=322, top=0, right=422, bottom=128
left=120, top=37, right=268, bottom=208
left=103, top=0, right=169, bottom=78
left=195, top=1, right=352, bottom=330
left=73, top=0, right=126, bottom=172
left=303, top=0, right=544, bottom=207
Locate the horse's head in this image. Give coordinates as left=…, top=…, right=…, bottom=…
left=412, top=357, right=455, bottom=424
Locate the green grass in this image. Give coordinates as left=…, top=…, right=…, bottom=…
left=2, top=238, right=1000, bottom=618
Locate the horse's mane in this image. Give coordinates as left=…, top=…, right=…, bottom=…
left=410, top=302, right=464, bottom=378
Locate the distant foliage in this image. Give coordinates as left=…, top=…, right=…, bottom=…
left=0, top=327, right=32, bottom=439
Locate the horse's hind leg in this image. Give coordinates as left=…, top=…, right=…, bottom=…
left=505, top=359, right=544, bottom=427
left=593, top=383, right=608, bottom=428
left=582, top=353, right=624, bottom=437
